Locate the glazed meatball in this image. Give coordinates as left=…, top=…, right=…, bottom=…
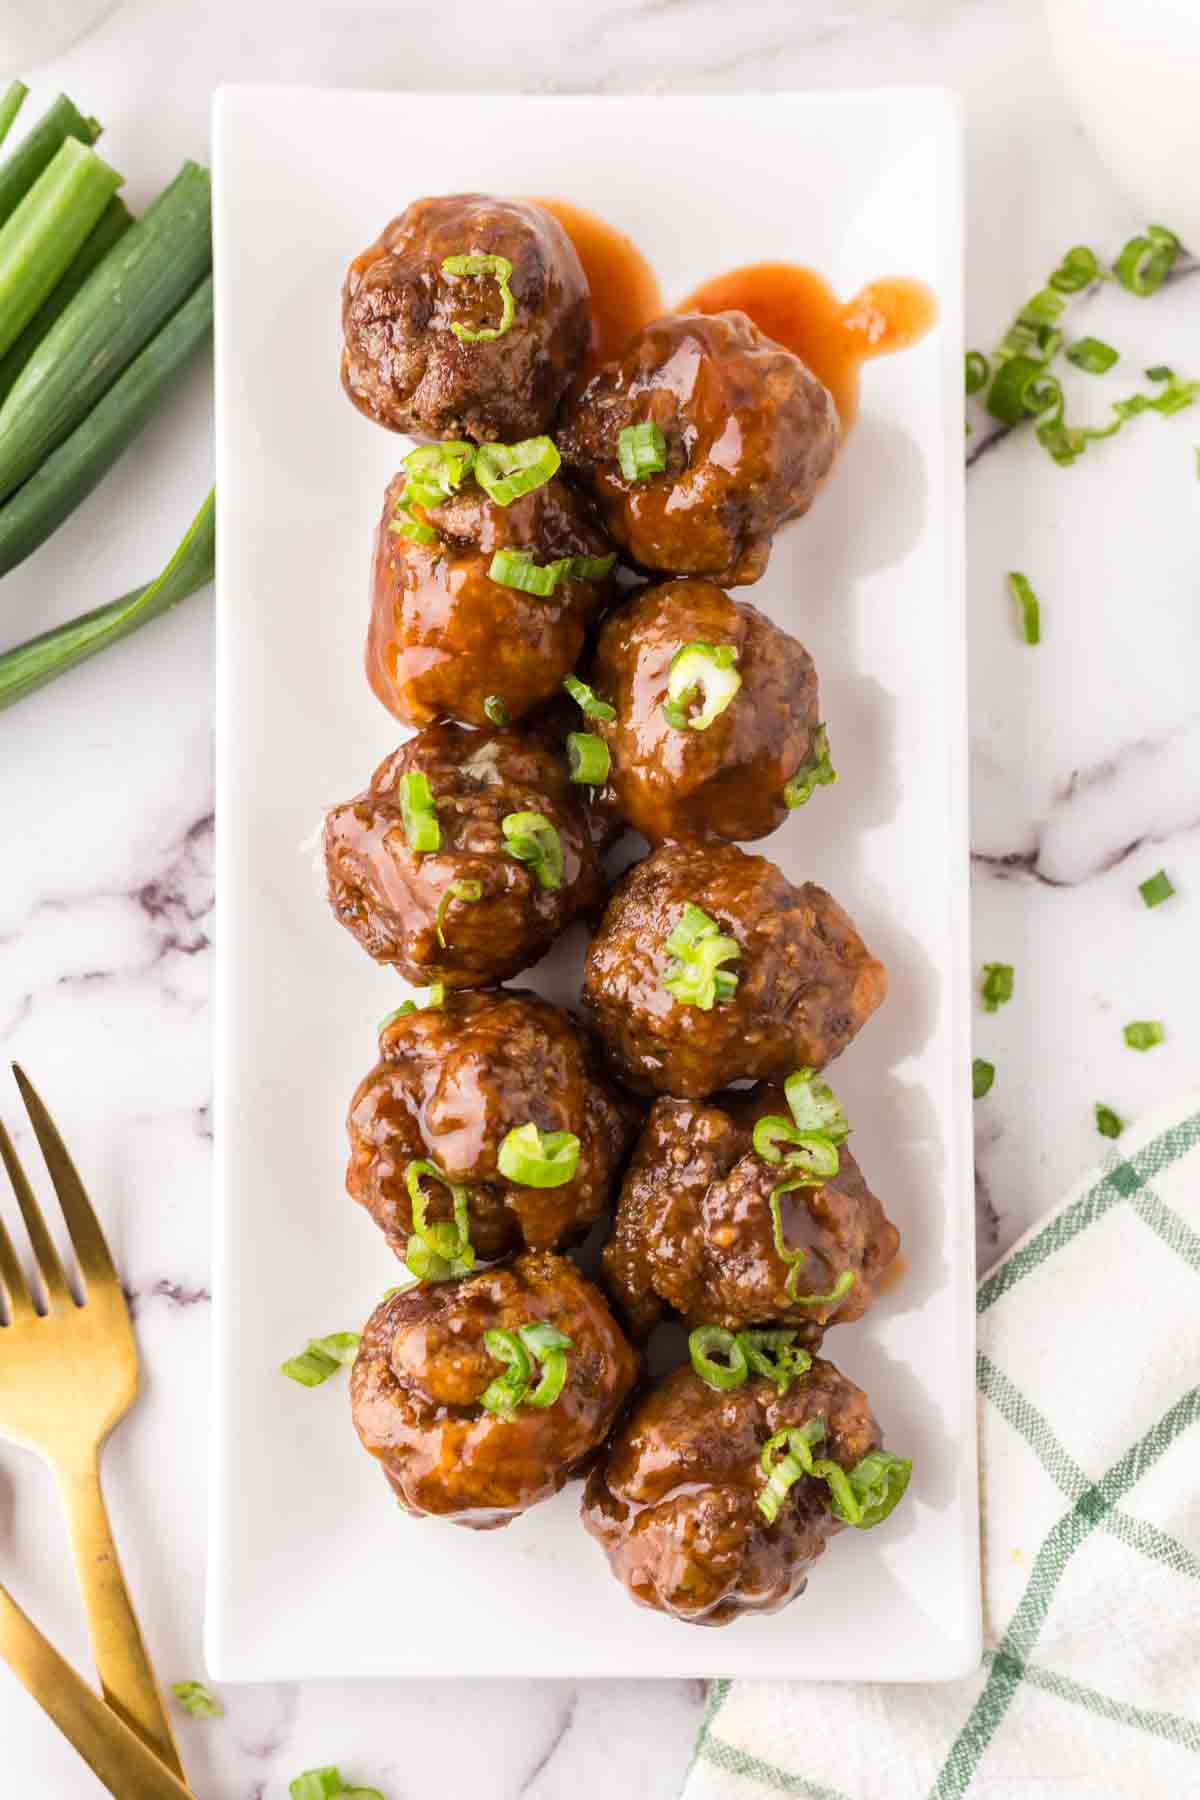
left=582, top=842, right=886, bottom=1098
left=589, top=578, right=831, bottom=843
left=367, top=469, right=616, bottom=728
left=324, top=724, right=602, bottom=990
left=582, top=1359, right=893, bottom=1624
left=603, top=1087, right=899, bottom=1341
left=352, top=1254, right=637, bottom=1529
left=346, top=989, right=639, bottom=1262
left=341, top=193, right=590, bottom=441
left=558, top=311, right=839, bottom=585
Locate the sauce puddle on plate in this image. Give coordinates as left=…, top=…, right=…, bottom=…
left=532, top=197, right=663, bottom=373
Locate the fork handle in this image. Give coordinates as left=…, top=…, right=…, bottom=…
left=0, top=1582, right=197, bottom=1799
left=55, top=1450, right=186, bottom=1781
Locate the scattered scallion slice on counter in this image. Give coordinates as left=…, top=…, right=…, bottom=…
left=662, top=640, right=741, bottom=731
left=441, top=250, right=515, bottom=342
left=405, top=1161, right=475, bottom=1280
left=981, top=962, right=1014, bottom=1012
left=661, top=903, right=740, bottom=1010
left=474, top=434, right=559, bottom=505
left=280, top=1331, right=359, bottom=1387
left=563, top=673, right=616, bottom=720
left=566, top=730, right=609, bottom=785
left=1124, top=1020, right=1164, bottom=1051
left=497, top=1121, right=581, bottom=1188
left=1113, top=225, right=1179, bottom=296
left=0, top=487, right=214, bottom=712
left=1095, top=1104, right=1124, bottom=1139
left=289, top=1770, right=386, bottom=1800
left=1138, top=869, right=1174, bottom=908
left=483, top=693, right=509, bottom=725
left=964, top=350, right=988, bottom=395
left=501, top=811, right=564, bottom=890
left=1047, top=244, right=1104, bottom=292
left=1007, top=572, right=1041, bottom=645
left=1066, top=336, right=1118, bottom=374
left=397, top=770, right=440, bottom=854
left=783, top=723, right=836, bottom=808
left=379, top=984, right=444, bottom=1028
left=617, top=418, right=667, bottom=480
left=972, top=1059, right=995, bottom=1100
left=435, top=878, right=482, bottom=947
left=171, top=1681, right=222, bottom=1720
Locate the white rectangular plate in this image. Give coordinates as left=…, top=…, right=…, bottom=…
left=209, top=85, right=978, bottom=1681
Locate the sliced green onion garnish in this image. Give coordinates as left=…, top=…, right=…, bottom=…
left=824, top=1447, right=912, bottom=1528
left=783, top=723, right=837, bottom=809
left=1138, top=868, right=1174, bottom=908
left=1124, top=1019, right=1164, bottom=1051
left=501, top=811, right=564, bottom=890
left=520, top=1321, right=573, bottom=1409
left=435, top=877, right=482, bottom=948
left=484, top=693, right=509, bottom=726
left=767, top=1188, right=807, bottom=1299
left=280, top=1331, right=360, bottom=1387
left=783, top=1069, right=849, bottom=1143
left=1007, top=572, right=1041, bottom=645
left=981, top=962, right=1014, bottom=1012
left=563, top=673, right=616, bottom=720
left=1066, top=337, right=1118, bottom=374
left=567, top=730, right=610, bottom=785
left=405, top=1160, right=475, bottom=1280
left=388, top=498, right=438, bottom=546
left=753, top=1119, right=840, bottom=1179
left=964, top=351, right=988, bottom=395
left=688, top=1325, right=749, bottom=1392
left=738, top=1329, right=812, bottom=1395
left=662, top=641, right=741, bottom=732
left=617, top=419, right=667, bottom=481
left=662, top=903, right=740, bottom=1010
left=497, top=1121, right=581, bottom=1188
left=402, top=440, right=475, bottom=506
left=474, top=435, right=559, bottom=506
left=791, top=1267, right=856, bottom=1310
left=380, top=984, right=444, bottom=1029
left=1095, top=1103, right=1123, bottom=1139
left=479, top=1327, right=533, bottom=1416
left=171, top=1680, right=222, bottom=1719
left=757, top=1418, right=825, bottom=1524
left=972, top=1058, right=995, bottom=1100
left=397, top=770, right=440, bottom=854
left=488, top=545, right=615, bottom=595
left=441, top=251, right=515, bottom=342
left=1048, top=244, right=1104, bottom=293
left=1114, top=225, right=1179, bottom=297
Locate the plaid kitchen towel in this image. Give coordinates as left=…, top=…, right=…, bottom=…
left=684, top=1092, right=1200, bottom=1800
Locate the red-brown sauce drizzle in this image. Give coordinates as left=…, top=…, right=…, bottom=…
left=680, top=264, right=937, bottom=430
left=532, top=197, right=664, bottom=373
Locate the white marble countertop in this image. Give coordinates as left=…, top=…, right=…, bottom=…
left=1, top=0, right=1197, bottom=1794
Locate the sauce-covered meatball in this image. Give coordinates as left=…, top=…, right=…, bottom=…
left=346, top=989, right=639, bottom=1262
left=352, top=1253, right=637, bottom=1529
left=325, top=724, right=602, bottom=990
left=582, top=1359, right=903, bottom=1624
left=582, top=842, right=886, bottom=1098
left=342, top=194, right=590, bottom=441
left=603, top=1087, right=899, bottom=1341
left=558, top=311, right=839, bottom=585
left=367, top=469, right=616, bottom=728
left=589, top=578, right=831, bottom=843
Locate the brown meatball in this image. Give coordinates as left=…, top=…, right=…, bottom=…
left=590, top=578, right=828, bottom=843
left=352, top=1254, right=637, bottom=1529
left=582, top=842, right=886, bottom=1098
left=603, top=1088, right=899, bottom=1341
left=581, top=1360, right=878, bottom=1624
left=341, top=194, right=590, bottom=442
left=367, top=470, right=616, bottom=728
left=346, top=989, right=639, bottom=1261
left=558, top=311, right=839, bottom=585
left=324, top=724, right=602, bottom=990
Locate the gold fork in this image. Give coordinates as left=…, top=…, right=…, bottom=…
left=0, top=1064, right=185, bottom=1781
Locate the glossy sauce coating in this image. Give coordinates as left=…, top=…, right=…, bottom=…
left=342, top=193, right=590, bottom=441
left=682, top=264, right=937, bottom=431
left=367, top=470, right=617, bottom=729
left=324, top=724, right=602, bottom=989
left=603, top=1086, right=900, bottom=1339
left=558, top=310, right=839, bottom=586
left=590, top=578, right=823, bottom=844
left=582, top=841, right=887, bottom=1098
left=581, top=1360, right=877, bottom=1624
left=352, top=1253, right=638, bottom=1529
left=345, top=988, right=640, bottom=1261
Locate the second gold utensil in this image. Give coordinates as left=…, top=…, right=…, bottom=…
left=0, top=1064, right=185, bottom=1779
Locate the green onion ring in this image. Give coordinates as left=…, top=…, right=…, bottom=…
left=435, top=877, right=482, bottom=949
left=964, top=351, right=989, bottom=395
left=662, top=640, right=741, bottom=731
left=783, top=723, right=836, bottom=809
left=1114, top=225, right=1179, bottom=297
left=484, top=693, right=509, bottom=726
left=488, top=545, right=615, bottom=595
left=563, top=673, right=616, bottom=721
left=441, top=252, right=516, bottom=343
left=738, top=1329, right=812, bottom=1394
left=566, top=730, right=610, bottom=785
left=397, top=769, right=440, bottom=854
left=617, top=419, right=667, bottom=481
left=380, top=983, right=444, bottom=1029
left=389, top=498, right=439, bottom=546
left=497, top=1121, right=581, bottom=1187
left=783, top=1068, right=849, bottom=1143
left=501, top=810, right=565, bottom=891
left=661, top=902, right=740, bottom=1010
left=474, top=435, right=560, bottom=506
left=479, top=1327, right=532, bottom=1416
left=405, top=1159, right=474, bottom=1280
left=688, top=1325, right=750, bottom=1391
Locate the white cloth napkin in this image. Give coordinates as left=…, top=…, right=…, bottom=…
left=683, top=1091, right=1200, bottom=1799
